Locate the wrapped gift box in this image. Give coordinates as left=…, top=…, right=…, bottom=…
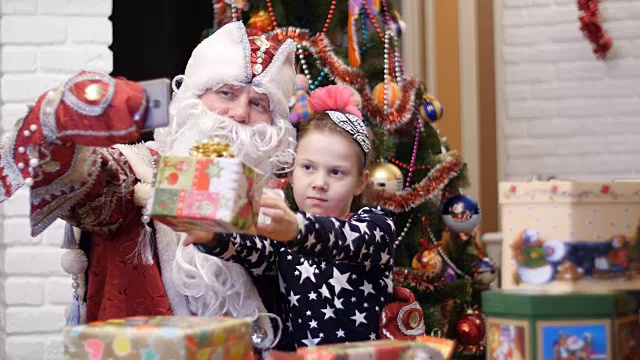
left=267, top=337, right=455, bottom=360
left=499, top=180, right=640, bottom=291
left=64, top=315, right=252, bottom=360
left=482, top=290, right=639, bottom=360
left=150, top=155, right=263, bottom=234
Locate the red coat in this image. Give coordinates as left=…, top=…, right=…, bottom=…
left=0, top=72, right=175, bottom=322
left=34, top=143, right=174, bottom=322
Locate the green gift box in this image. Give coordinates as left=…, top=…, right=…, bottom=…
left=63, top=316, right=252, bottom=360
left=482, top=289, right=640, bottom=360
left=150, top=155, right=263, bottom=234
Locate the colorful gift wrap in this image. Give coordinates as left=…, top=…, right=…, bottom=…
left=499, top=180, right=640, bottom=291
left=483, top=289, right=640, bottom=360
left=151, top=155, right=263, bottom=234
left=615, top=314, right=640, bottom=360
left=267, top=338, right=455, bottom=360
left=63, top=315, right=252, bottom=360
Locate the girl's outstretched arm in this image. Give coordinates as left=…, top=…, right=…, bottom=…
left=287, top=207, right=396, bottom=265
left=190, top=231, right=279, bottom=278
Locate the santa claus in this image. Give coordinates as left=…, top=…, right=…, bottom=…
left=0, top=21, right=296, bottom=348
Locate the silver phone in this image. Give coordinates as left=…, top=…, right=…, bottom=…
left=138, top=78, right=171, bottom=129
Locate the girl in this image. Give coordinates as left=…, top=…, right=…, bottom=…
left=187, top=85, right=395, bottom=350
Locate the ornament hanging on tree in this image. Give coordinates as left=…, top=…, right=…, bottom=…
left=372, top=80, right=402, bottom=109
left=247, top=10, right=274, bottom=33
left=370, top=162, right=404, bottom=193
left=411, top=249, right=443, bottom=277
left=389, top=10, right=407, bottom=38
left=419, top=93, right=444, bottom=123
left=441, top=194, right=481, bottom=233
left=443, top=266, right=458, bottom=283
left=456, top=310, right=486, bottom=346
left=347, top=0, right=362, bottom=68
left=473, top=257, right=497, bottom=289
left=224, top=0, right=246, bottom=6
left=288, top=74, right=314, bottom=124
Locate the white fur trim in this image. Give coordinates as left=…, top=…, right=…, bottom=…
left=114, top=144, right=154, bottom=184
left=181, top=22, right=296, bottom=120
left=184, top=22, right=251, bottom=95
left=252, top=39, right=297, bottom=120
left=72, top=226, right=81, bottom=240
left=154, top=222, right=190, bottom=315
left=133, top=182, right=153, bottom=208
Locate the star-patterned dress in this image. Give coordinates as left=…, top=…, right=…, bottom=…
left=195, top=206, right=395, bottom=351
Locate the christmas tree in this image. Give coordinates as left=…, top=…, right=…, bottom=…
left=211, top=1, right=496, bottom=358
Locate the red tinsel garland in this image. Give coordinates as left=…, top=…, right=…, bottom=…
left=392, top=268, right=445, bottom=294
left=266, top=28, right=419, bottom=130
left=371, top=158, right=463, bottom=212
left=311, top=34, right=419, bottom=130
left=577, top=0, right=613, bottom=59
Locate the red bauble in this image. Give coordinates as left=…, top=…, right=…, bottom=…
left=455, top=312, right=485, bottom=345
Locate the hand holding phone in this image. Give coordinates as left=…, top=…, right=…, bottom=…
left=138, top=78, right=172, bottom=130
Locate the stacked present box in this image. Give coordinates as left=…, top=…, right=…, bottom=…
left=483, top=290, right=639, bottom=359
left=483, top=180, right=640, bottom=359
left=266, top=336, right=456, bottom=360
left=63, top=316, right=253, bottom=359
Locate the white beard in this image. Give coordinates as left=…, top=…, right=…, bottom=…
left=148, top=96, right=294, bottom=334
left=152, top=97, right=295, bottom=178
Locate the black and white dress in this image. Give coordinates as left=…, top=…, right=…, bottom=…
left=195, top=206, right=396, bottom=350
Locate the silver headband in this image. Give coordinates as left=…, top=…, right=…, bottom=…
left=325, top=110, right=371, bottom=153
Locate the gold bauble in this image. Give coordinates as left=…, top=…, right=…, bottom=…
left=408, top=312, right=421, bottom=328
left=370, top=162, right=404, bottom=193
left=247, top=10, right=274, bottom=33
left=411, top=249, right=443, bottom=277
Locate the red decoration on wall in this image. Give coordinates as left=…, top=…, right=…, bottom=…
left=577, top=0, right=613, bottom=59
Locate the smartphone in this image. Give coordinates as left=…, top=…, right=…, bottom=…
left=138, top=78, right=171, bottom=129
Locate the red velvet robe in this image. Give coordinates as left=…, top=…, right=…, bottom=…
left=30, top=143, right=174, bottom=321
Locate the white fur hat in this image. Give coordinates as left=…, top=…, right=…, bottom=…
left=183, top=21, right=297, bottom=121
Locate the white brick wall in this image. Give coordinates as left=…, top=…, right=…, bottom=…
left=0, top=1, right=113, bottom=359
left=498, top=0, right=640, bottom=180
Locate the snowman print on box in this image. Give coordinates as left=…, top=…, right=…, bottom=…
left=512, top=228, right=640, bottom=285
left=511, top=229, right=566, bottom=284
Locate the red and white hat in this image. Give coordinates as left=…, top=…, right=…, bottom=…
left=181, top=21, right=297, bottom=121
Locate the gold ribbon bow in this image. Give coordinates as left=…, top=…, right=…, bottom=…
left=189, top=139, right=235, bottom=158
